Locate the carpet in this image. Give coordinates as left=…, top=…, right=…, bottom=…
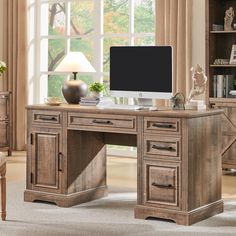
left=0, top=181, right=236, bottom=236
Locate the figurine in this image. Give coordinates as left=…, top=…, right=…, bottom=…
left=224, top=7, right=234, bottom=31
left=170, top=92, right=185, bottom=110
left=187, top=64, right=207, bottom=102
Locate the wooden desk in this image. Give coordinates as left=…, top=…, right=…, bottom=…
left=24, top=105, right=223, bottom=225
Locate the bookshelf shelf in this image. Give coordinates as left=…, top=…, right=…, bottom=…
left=210, top=64, right=236, bottom=67
left=210, top=30, right=236, bottom=33
left=209, top=97, right=236, bottom=103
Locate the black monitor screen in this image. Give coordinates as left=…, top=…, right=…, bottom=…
left=110, top=46, right=172, bottom=94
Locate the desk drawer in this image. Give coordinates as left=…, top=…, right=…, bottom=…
left=68, top=113, right=136, bottom=133
left=145, top=162, right=180, bottom=207
left=144, top=135, right=181, bottom=160
left=32, top=110, right=62, bottom=126
left=144, top=117, right=180, bottom=135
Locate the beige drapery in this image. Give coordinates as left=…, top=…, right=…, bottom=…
left=2, top=0, right=27, bottom=150
left=155, top=0, right=192, bottom=104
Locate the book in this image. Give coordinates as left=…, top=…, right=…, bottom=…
left=79, top=97, right=113, bottom=106
left=213, top=75, right=217, bottom=97
left=225, top=75, right=234, bottom=98
left=216, top=75, right=225, bottom=98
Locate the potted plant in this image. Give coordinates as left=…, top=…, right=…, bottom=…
left=89, top=82, right=105, bottom=98
left=0, top=61, right=7, bottom=76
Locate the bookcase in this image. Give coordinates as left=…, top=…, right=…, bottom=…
left=206, top=0, right=236, bottom=168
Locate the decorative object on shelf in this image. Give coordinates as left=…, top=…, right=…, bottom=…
left=187, top=64, right=207, bottom=102
left=0, top=61, right=7, bottom=76
left=170, top=93, right=185, bottom=110
left=224, top=7, right=234, bottom=31
left=89, top=82, right=105, bottom=98
left=229, top=44, right=236, bottom=64
left=55, top=52, right=96, bottom=104
left=185, top=64, right=207, bottom=110
left=212, top=24, right=224, bottom=31
left=213, top=58, right=229, bottom=65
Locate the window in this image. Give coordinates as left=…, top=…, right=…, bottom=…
left=28, top=0, right=155, bottom=104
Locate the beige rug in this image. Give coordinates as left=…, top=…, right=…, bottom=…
left=0, top=181, right=236, bottom=236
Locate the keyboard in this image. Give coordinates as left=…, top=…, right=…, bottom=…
left=97, top=104, right=140, bottom=110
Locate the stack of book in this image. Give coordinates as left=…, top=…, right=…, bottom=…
left=79, top=97, right=100, bottom=106
left=79, top=97, right=113, bottom=106
left=213, top=74, right=235, bottom=98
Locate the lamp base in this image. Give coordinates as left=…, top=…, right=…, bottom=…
left=62, top=79, right=88, bottom=104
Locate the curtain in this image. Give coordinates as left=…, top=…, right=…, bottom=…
left=2, top=0, right=27, bottom=150
left=155, top=0, right=192, bottom=105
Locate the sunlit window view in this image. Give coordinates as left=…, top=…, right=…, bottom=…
left=30, top=0, right=155, bottom=101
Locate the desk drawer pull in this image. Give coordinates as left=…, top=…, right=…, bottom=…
left=0, top=95, right=7, bottom=99
left=152, top=123, right=173, bottom=129
left=152, top=182, right=175, bottom=189
left=38, top=116, right=57, bottom=121
left=152, top=145, right=175, bottom=152
left=92, top=119, right=113, bottom=125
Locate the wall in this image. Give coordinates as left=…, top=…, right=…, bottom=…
left=192, top=0, right=205, bottom=68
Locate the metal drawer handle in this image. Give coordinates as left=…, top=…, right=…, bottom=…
left=0, top=95, right=7, bottom=99
left=92, top=119, right=113, bottom=125
left=152, top=123, right=173, bottom=129
left=152, top=183, right=175, bottom=189
left=58, top=152, right=63, bottom=172
left=152, top=144, right=176, bottom=152
left=38, top=116, right=57, bottom=121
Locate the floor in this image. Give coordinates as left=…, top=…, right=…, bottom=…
left=5, top=151, right=236, bottom=199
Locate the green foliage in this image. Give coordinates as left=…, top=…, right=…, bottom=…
left=89, top=82, right=105, bottom=93
left=0, top=61, right=7, bottom=75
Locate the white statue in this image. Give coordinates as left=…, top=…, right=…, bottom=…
left=224, top=7, right=234, bottom=31
left=187, top=64, right=207, bottom=102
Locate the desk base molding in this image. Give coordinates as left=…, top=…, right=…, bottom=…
left=134, top=200, right=224, bottom=225
left=24, top=186, right=108, bottom=207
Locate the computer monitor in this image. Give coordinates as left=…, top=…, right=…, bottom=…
left=110, top=46, right=173, bottom=106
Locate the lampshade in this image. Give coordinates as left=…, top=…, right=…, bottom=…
left=55, top=52, right=95, bottom=73
left=54, top=52, right=96, bottom=104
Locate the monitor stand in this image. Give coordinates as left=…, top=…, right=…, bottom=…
left=137, top=98, right=158, bottom=111
left=137, top=98, right=153, bottom=107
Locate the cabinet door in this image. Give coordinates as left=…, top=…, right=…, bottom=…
left=31, top=128, right=62, bottom=193
left=0, top=94, right=9, bottom=120
left=0, top=122, right=8, bottom=147
left=216, top=106, right=236, bottom=168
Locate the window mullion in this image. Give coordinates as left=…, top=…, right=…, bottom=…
left=129, top=0, right=135, bottom=46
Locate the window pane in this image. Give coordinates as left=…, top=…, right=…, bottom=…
left=134, top=0, right=155, bottom=33
left=134, top=36, right=155, bottom=46
left=78, top=75, right=94, bottom=87
left=103, top=38, right=129, bottom=72
left=41, top=39, right=66, bottom=71
left=104, top=0, right=129, bottom=33
left=48, top=75, right=66, bottom=100
left=70, top=38, right=94, bottom=64
left=70, top=0, right=94, bottom=36
left=41, top=2, right=66, bottom=36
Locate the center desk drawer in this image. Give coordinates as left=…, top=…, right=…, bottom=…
left=144, top=135, right=181, bottom=160
left=68, top=112, right=137, bottom=133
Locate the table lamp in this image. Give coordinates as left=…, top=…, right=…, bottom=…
left=55, top=52, right=96, bottom=104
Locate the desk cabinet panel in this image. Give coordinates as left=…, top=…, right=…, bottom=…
left=0, top=92, right=12, bottom=156
left=30, top=128, right=62, bottom=193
